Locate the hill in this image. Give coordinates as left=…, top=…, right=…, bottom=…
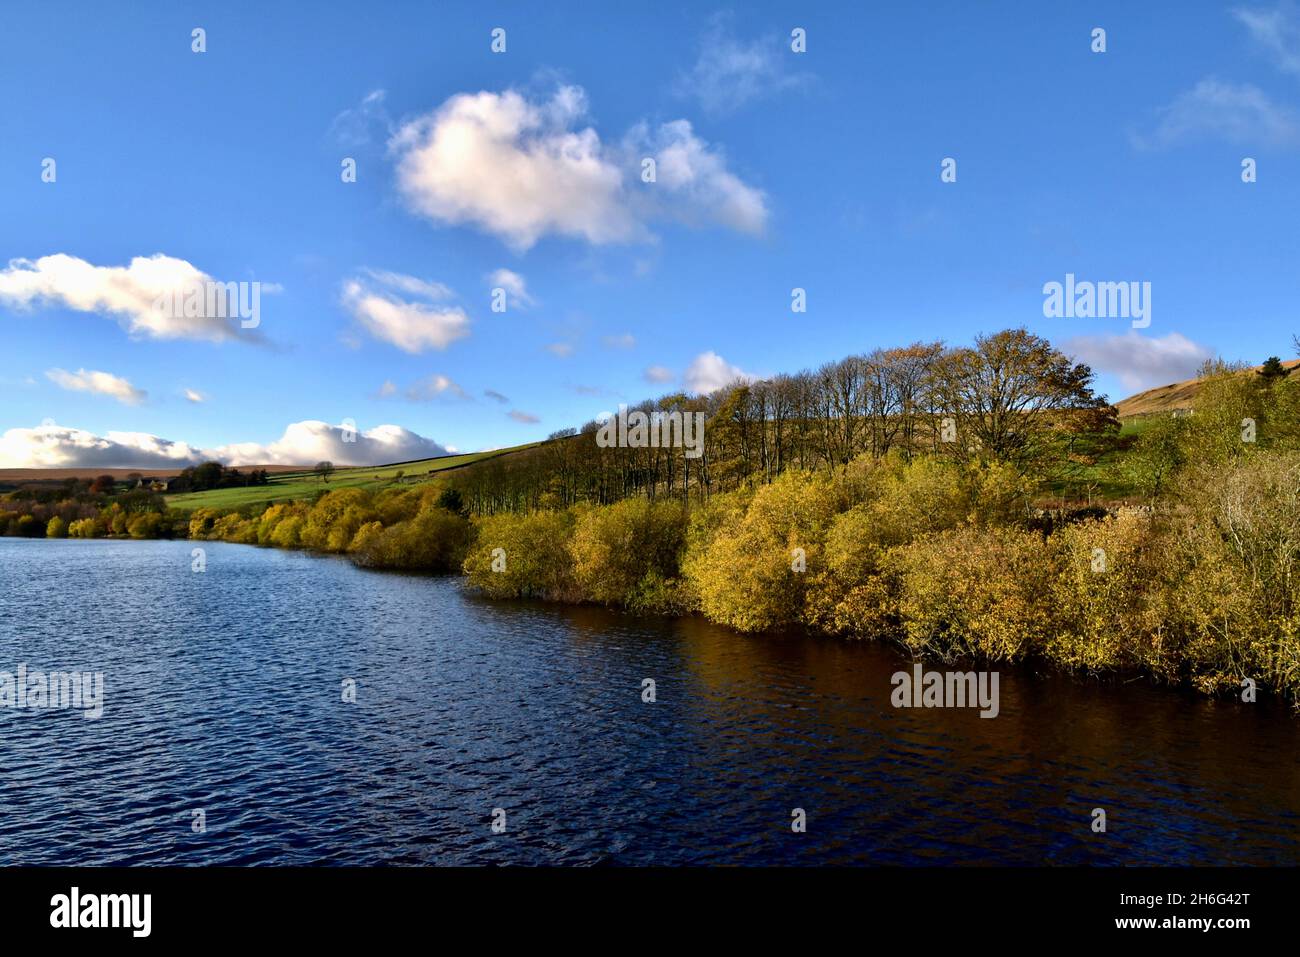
left=162, top=445, right=537, bottom=511
left=0, top=463, right=304, bottom=483
left=1114, top=358, right=1300, bottom=419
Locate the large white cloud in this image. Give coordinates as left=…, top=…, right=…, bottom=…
left=215, top=421, right=448, bottom=466
left=342, top=270, right=470, bottom=353
left=46, top=368, right=146, bottom=405
left=0, top=423, right=209, bottom=469
left=0, top=253, right=269, bottom=342
left=0, top=420, right=448, bottom=469
left=1063, top=331, right=1215, bottom=392
left=389, top=85, right=767, bottom=250
left=683, top=351, right=756, bottom=394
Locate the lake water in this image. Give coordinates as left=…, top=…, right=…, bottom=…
left=1, top=537, right=1297, bottom=865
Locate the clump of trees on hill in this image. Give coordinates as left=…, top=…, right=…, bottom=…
left=168, top=461, right=269, bottom=493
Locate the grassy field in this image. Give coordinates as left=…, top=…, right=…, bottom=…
left=1036, top=419, right=1157, bottom=504
left=164, top=446, right=534, bottom=512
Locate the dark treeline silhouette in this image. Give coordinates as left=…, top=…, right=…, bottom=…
left=169, top=461, right=270, bottom=493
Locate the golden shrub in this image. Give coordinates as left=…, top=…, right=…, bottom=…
left=684, top=470, right=837, bottom=632
left=462, top=510, right=578, bottom=600
left=1044, top=512, right=1163, bottom=674
left=891, top=525, right=1052, bottom=662
left=569, top=497, right=686, bottom=605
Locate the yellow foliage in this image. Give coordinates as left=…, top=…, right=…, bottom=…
left=463, top=510, right=577, bottom=600
left=1045, top=513, right=1164, bottom=674
left=683, top=470, right=837, bottom=632
left=891, top=526, right=1052, bottom=662
left=569, top=497, right=686, bottom=605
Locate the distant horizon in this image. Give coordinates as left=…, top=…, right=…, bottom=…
left=4, top=345, right=1296, bottom=472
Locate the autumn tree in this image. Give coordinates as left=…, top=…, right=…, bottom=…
left=929, top=328, right=1112, bottom=472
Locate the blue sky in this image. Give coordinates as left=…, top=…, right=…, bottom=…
left=3, top=0, right=1299, bottom=467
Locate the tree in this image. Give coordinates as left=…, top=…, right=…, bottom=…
left=929, top=328, right=1113, bottom=472
left=315, top=461, right=335, bottom=484
left=192, top=461, right=225, bottom=490
left=434, top=487, right=466, bottom=515
left=1260, top=356, right=1289, bottom=381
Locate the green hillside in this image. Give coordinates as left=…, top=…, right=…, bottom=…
left=164, top=446, right=534, bottom=511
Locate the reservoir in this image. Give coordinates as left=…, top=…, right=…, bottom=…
left=1, top=537, right=1296, bottom=865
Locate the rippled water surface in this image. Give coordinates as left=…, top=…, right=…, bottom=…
left=1, top=538, right=1298, bottom=865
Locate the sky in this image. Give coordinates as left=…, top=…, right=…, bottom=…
left=2, top=0, right=1299, bottom=468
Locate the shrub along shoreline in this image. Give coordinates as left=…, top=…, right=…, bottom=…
left=153, top=447, right=1300, bottom=704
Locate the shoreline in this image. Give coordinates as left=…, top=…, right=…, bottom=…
left=11, top=534, right=1292, bottom=713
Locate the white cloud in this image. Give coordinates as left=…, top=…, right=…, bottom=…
left=508, top=410, right=540, bottom=424
left=602, top=332, right=636, bottom=349
left=342, top=270, right=470, bottom=353
left=488, top=268, right=536, bottom=308
left=643, top=365, right=675, bottom=384
left=0, top=253, right=268, bottom=342
left=0, top=423, right=209, bottom=469
left=676, top=13, right=812, bottom=115
left=391, top=86, right=636, bottom=250
left=0, top=420, right=449, bottom=469
left=1132, top=77, right=1300, bottom=149
left=626, top=119, right=767, bottom=235
left=684, top=351, right=755, bottom=394
left=1063, top=331, right=1215, bottom=392
left=545, top=342, right=575, bottom=358
left=183, top=388, right=207, bottom=404
left=216, top=421, right=447, bottom=466
left=360, top=267, right=454, bottom=300
left=389, top=85, right=767, bottom=250
left=46, top=368, right=146, bottom=406
left=402, top=374, right=468, bottom=401
left=1234, top=3, right=1300, bottom=75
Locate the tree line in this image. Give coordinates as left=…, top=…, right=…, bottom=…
left=446, top=328, right=1117, bottom=515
